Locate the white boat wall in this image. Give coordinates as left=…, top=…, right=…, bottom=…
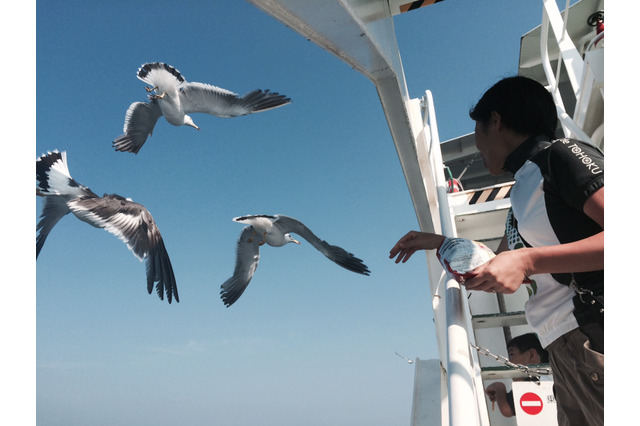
left=246, top=1, right=604, bottom=425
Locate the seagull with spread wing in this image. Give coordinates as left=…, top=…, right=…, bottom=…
left=36, top=150, right=179, bottom=303
left=220, top=215, right=371, bottom=307
left=113, top=62, right=292, bottom=154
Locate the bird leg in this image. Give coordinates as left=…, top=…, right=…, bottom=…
left=145, top=86, right=167, bottom=99
left=247, top=229, right=267, bottom=245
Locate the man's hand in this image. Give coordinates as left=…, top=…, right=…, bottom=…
left=389, top=231, right=445, bottom=264
left=485, top=382, right=514, bottom=417
left=463, top=249, right=530, bottom=294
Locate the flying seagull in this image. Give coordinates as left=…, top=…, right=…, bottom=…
left=113, top=62, right=292, bottom=154
left=220, top=214, right=371, bottom=307
left=36, top=150, right=179, bottom=303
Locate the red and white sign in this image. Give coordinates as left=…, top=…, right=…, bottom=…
left=520, top=392, right=543, bottom=415
left=512, top=378, right=558, bottom=426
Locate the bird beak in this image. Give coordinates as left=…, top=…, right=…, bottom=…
left=293, top=238, right=301, bottom=245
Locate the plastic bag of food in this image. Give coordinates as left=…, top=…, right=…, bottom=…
left=436, top=237, right=495, bottom=282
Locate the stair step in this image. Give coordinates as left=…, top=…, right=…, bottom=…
left=472, top=311, right=527, bottom=329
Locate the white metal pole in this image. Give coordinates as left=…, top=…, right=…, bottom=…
left=421, top=90, right=482, bottom=426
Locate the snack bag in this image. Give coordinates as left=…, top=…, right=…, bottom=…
left=436, top=237, right=495, bottom=282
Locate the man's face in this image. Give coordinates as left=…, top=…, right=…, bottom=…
left=474, top=120, right=505, bottom=176
left=508, top=346, right=540, bottom=365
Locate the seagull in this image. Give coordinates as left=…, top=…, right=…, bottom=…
left=36, top=150, right=179, bottom=303
left=113, top=62, right=292, bottom=154
left=220, top=214, right=371, bottom=307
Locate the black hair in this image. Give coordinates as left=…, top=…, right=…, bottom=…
left=469, top=76, right=558, bottom=139
left=507, top=332, right=549, bottom=363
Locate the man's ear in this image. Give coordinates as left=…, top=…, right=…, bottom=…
left=490, top=111, right=502, bottom=128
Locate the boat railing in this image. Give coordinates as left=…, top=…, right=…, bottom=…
left=420, top=90, right=490, bottom=426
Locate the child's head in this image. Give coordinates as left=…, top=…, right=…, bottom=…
left=507, top=333, right=549, bottom=364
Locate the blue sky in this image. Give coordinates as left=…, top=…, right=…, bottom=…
left=11, top=0, right=627, bottom=425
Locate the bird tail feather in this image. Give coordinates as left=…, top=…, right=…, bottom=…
left=36, top=151, right=85, bottom=197
left=137, top=62, right=185, bottom=88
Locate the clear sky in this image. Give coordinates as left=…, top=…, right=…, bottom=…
left=12, top=0, right=625, bottom=425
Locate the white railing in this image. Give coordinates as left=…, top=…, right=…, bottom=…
left=420, top=90, right=490, bottom=426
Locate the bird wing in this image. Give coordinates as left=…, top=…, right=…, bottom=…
left=113, top=100, right=163, bottom=154
left=273, top=215, right=371, bottom=276
left=36, top=196, right=71, bottom=259
left=36, top=150, right=96, bottom=258
left=220, top=226, right=261, bottom=307
left=180, top=82, right=291, bottom=118
left=68, top=194, right=179, bottom=303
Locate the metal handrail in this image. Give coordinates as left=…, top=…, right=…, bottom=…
left=421, top=90, right=488, bottom=426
